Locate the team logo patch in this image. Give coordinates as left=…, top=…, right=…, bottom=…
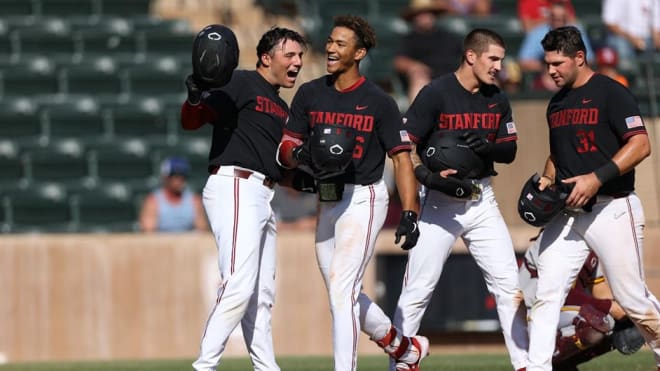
left=625, top=115, right=643, bottom=129
left=506, top=121, right=517, bottom=134
left=399, top=130, right=411, bottom=143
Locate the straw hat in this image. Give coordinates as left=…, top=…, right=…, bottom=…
left=401, top=0, right=449, bottom=21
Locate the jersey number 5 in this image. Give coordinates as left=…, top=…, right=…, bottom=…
left=576, top=129, right=598, bottom=153
left=353, top=136, right=365, bottom=159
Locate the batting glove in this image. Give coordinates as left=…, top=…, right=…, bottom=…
left=185, top=74, right=203, bottom=105
left=292, top=143, right=311, bottom=166
left=395, top=210, right=419, bottom=250
left=462, top=132, right=492, bottom=155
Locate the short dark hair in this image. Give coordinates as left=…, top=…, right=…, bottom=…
left=256, top=27, right=307, bottom=68
left=463, top=28, right=505, bottom=59
left=541, top=26, right=586, bottom=58
left=332, top=15, right=376, bottom=51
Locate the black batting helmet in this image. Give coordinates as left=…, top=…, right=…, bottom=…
left=309, top=124, right=356, bottom=174
left=517, top=173, right=568, bottom=227
left=192, top=24, right=239, bottom=88
left=422, top=131, right=485, bottom=179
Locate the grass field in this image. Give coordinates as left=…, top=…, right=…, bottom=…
left=0, top=350, right=655, bottom=371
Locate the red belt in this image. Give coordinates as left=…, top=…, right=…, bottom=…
left=209, top=166, right=275, bottom=189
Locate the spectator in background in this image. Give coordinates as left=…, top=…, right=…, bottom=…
left=447, top=0, right=492, bottom=16
left=270, top=185, right=316, bottom=231
left=518, top=0, right=575, bottom=32
left=139, top=156, right=207, bottom=232
left=518, top=0, right=593, bottom=91
left=394, top=0, right=463, bottom=101
left=596, top=46, right=629, bottom=87
left=602, top=0, right=660, bottom=72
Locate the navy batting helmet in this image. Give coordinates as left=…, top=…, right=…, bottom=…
left=517, top=173, right=568, bottom=227
left=192, top=24, right=239, bottom=88
left=422, top=132, right=485, bottom=179
left=309, top=124, right=356, bottom=174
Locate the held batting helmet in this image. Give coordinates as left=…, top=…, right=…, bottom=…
left=309, top=124, right=356, bottom=174
left=192, top=24, right=239, bottom=88
left=517, top=173, right=568, bottom=227
left=421, top=131, right=485, bottom=179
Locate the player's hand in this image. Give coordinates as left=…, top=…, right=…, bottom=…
left=538, top=175, right=553, bottom=191
left=185, top=74, right=203, bottom=105
left=562, top=173, right=600, bottom=208
left=395, top=210, right=419, bottom=250
left=462, top=132, right=492, bottom=155
left=292, top=143, right=311, bottom=167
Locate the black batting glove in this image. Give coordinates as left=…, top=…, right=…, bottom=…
left=292, top=143, right=311, bottom=166
left=185, top=74, right=203, bottom=105
left=395, top=210, right=419, bottom=250
left=462, top=132, right=492, bottom=155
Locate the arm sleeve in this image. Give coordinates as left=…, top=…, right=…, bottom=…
left=285, top=84, right=311, bottom=138
left=607, top=83, right=647, bottom=140
left=402, top=84, right=439, bottom=141
left=377, top=94, right=412, bottom=156
left=489, top=95, right=517, bottom=163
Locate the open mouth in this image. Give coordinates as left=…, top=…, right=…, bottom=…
left=287, top=70, right=299, bottom=79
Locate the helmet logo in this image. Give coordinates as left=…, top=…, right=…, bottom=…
left=329, top=144, right=344, bottom=155
left=207, top=32, right=222, bottom=40
left=455, top=188, right=465, bottom=197
left=524, top=212, right=537, bottom=222
left=425, top=147, right=436, bottom=157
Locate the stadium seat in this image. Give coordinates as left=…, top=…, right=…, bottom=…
left=72, top=182, right=138, bottom=232
left=99, top=0, right=151, bottom=16
left=69, top=15, right=133, bottom=35
left=0, top=0, right=36, bottom=16
left=91, top=138, right=157, bottom=188
left=7, top=182, right=75, bottom=233
left=110, top=97, right=172, bottom=142
left=43, top=98, right=109, bottom=141
left=36, top=0, right=98, bottom=16
left=25, top=139, right=92, bottom=188
left=1, top=56, right=60, bottom=97
left=126, top=59, right=187, bottom=97
left=0, top=98, right=44, bottom=144
left=137, top=28, right=195, bottom=56
left=12, top=20, right=78, bottom=60
left=77, top=28, right=139, bottom=56
left=0, top=140, right=27, bottom=188
left=63, top=57, right=126, bottom=98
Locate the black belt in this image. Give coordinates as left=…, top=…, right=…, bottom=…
left=209, top=166, right=275, bottom=189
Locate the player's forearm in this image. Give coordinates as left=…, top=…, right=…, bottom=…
left=392, top=151, right=420, bottom=214
left=488, top=140, right=516, bottom=164
left=542, top=156, right=556, bottom=182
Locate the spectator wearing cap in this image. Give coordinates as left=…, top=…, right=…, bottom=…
left=139, top=156, right=208, bottom=232
left=596, top=46, right=629, bottom=87
left=394, top=0, right=463, bottom=102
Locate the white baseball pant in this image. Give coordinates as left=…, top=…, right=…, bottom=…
left=193, top=166, right=279, bottom=371
left=527, top=193, right=660, bottom=370
left=315, top=179, right=395, bottom=371
left=394, top=178, right=529, bottom=371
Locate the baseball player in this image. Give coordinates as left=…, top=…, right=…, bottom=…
left=182, top=26, right=307, bottom=371
left=393, top=28, right=529, bottom=371
left=277, top=15, right=425, bottom=371
left=520, top=231, right=644, bottom=371
left=525, top=26, right=659, bottom=371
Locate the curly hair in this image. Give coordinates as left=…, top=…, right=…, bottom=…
left=332, top=15, right=376, bottom=51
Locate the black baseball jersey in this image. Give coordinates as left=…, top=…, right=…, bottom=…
left=284, top=75, right=411, bottom=185
left=546, top=73, right=647, bottom=195
left=403, top=73, right=517, bottom=178
left=203, top=70, right=289, bottom=181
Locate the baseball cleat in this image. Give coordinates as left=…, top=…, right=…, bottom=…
left=395, top=335, right=429, bottom=371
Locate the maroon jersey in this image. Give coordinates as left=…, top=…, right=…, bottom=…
left=546, top=73, right=647, bottom=195
left=199, top=70, right=289, bottom=181
left=284, top=75, right=411, bottom=185
left=403, top=73, right=517, bottom=178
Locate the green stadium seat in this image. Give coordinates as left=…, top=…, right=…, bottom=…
left=0, top=140, right=27, bottom=188
left=7, top=182, right=75, bottom=233
left=99, top=0, right=151, bottom=16
left=37, top=0, right=98, bottom=16
left=138, top=28, right=195, bottom=56
left=12, top=20, right=78, bottom=59
left=110, top=97, right=172, bottom=142
left=1, top=56, right=60, bottom=96
left=131, top=16, right=191, bottom=33
left=43, top=98, right=109, bottom=141
left=0, top=98, right=44, bottom=144
left=572, top=0, right=602, bottom=19
left=78, top=28, right=139, bottom=56
left=72, top=182, right=138, bottom=232
left=63, top=57, right=126, bottom=98
left=0, top=0, right=36, bottom=16
left=69, top=15, right=133, bottom=35
left=91, top=138, right=157, bottom=187
left=126, top=59, right=187, bottom=97
left=25, top=139, right=92, bottom=187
